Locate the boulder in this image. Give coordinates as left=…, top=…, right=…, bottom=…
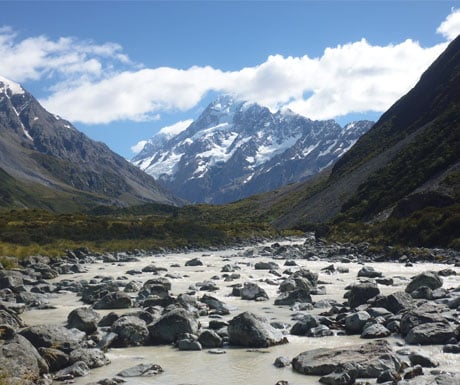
left=177, top=337, right=202, bottom=351
left=319, top=370, right=354, bottom=385
left=54, top=360, right=90, bottom=380
left=111, top=316, right=149, bottom=347
left=254, top=261, right=279, bottom=270
left=290, top=314, right=320, bottom=336
left=357, top=266, right=382, bottom=278
left=228, top=312, right=288, bottom=348
left=397, top=373, right=460, bottom=385
left=372, top=291, right=414, bottom=314
left=69, top=348, right=110, bottom=368
left=400, top=309, right=449, bottom=336
left=274, top=289, right=312, bottom=306
left=198, top=330, right=223, bottom=348
left=347, top=282, right=380, bottom=308
left=408, top=352, right=439, bottom=367
left=200, top=294, right=230, bottom=315
left=38, top=347, right=70, bottom=372
left=185, top=258, right=203, bottom=266
left=0, top=334, right=49, bottom=382
left=241, top=282, right=269, bottom=301
left=117, top=363, right=164, bottom=377
left=148, top=308, right=199, bottom=344
left=292, top=340, right=400, bottom=378
left=274, top=356, right=291, bottom=368
left=405, top=271, right=443, bottom=293
left=20, top=324, right=86, bottom=353
left=344, top=311, right=371, bottom=334
left=405, top=322, right=457, bottom=345
left=67, top=307, right=101, bottom=333
left=93, top=291, right=133, bottom=309
left=361, top=323, right=391, bottom=339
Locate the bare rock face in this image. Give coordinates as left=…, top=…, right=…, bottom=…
left=228, top=312, right=288, bottom=348
left=292, top=340, right=401, bottom=378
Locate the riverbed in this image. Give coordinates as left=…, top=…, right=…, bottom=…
left=21, top=238, right=460, bottom=385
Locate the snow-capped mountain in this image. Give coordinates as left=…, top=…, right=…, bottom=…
left=132, top=95, right=374, bottom=204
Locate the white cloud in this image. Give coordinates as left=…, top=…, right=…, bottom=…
left=159, top=119, right=194, bottom=136
left=437, top=8, right=460, bottom=40
left=131, top=140, right=148, bottom=154
left=0, top=7, right=457, bottom=125
left=0, top=28, right=131, bottom=84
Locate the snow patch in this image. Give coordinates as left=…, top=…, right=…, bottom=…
left=159, top=119, right=193, bottom=136
left=0, top=75, right=25, bottom=95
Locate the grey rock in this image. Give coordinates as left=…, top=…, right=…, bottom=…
left=373, top=291, right=414, bottom=314
left=185, top=258, right=203, bottom=266
left=38, top=347, right=70, bottom=372
left=274, top=289, right=312, bottom=306
left=228, top=312, right=288, bottom=348
left=358, top=266, right=382, bottom=278
left=292, top=340, right=400, bottom=377
left=409, top=352, right=439, bottom=367
left=290, top=314, right=320, bottom=336
left=117, top=363, right=163, bottom=377
left=344, top=311, right=371, bottom=334
left=405, top=322, right=456, bottom=345
left=274, top=356, right=291, bottom=368
left=93, top=291, right=133, bottom=309
left=177, top=338, right=202, bottom=351
left=397, top=373, right=460, bottom=385
left=347, top=282, right=380, bottom=308
left=255, top=261, right=279, bottom=270
left=0, top=334, right=49, bottom=381
left=69, top=348, right=110, bottom=368
left=20, top=324, right=86, bottom=353
left=55, top=361, right=90, bottom=379
left=361, top=323, right=391, bottom=339
left=319, top=371, right=354, bottom=385
left=200, top=294, right=230, bottom=315
left=198, top=330, right=223, bottom=348
left=405, top=271, right=443, bottom=293
left=111, top=316, right=148, bottom=347
left=241, top=282, right=269, bottom=301
left=400, top=309, right=449, bottom=336
left=148, top=308, right=199, bottom=344
left=67, top=307, right=101, bottom=333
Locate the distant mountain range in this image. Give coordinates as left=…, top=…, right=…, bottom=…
left=133, top=96, right=374, bottom=204
left=0, top=75, right=178, bottom=211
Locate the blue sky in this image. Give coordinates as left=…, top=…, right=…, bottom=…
left=1, top=1, right=460, bottom=158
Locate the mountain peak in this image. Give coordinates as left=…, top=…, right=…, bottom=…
left=0, top=75, right=25, bottom=96
left=133, top=95, right=374, bottom=204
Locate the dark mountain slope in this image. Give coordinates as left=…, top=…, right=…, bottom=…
left=0, top=76, right=179, bottom=211
left=271, top=36, right=460, bottom=231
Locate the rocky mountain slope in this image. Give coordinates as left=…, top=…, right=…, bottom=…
left=270, top=35, right=460, bottom=233
left=133, top=96, right=373, bottom=204
left=0, top=76, right=178, bottom=211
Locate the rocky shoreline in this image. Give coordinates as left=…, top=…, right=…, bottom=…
left=0, top=235, right=459, bottom=385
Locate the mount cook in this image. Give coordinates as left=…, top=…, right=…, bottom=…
left=133, top=96, right=374, bottom=204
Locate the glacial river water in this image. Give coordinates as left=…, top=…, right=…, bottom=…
left=21, top=238, right=460, bottom=385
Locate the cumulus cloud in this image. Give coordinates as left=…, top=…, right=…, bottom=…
left=0, top=7, right=458, bottom=125
left=437, top=8, right=460, bottom=40
left=0, top=27, right=131, bottom=84
left=41, top=38, right=446, bottom=123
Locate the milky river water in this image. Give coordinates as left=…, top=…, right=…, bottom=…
left=21, top=238, right=460, bottom=385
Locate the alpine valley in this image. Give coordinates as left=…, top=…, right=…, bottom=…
left=132, top=97, right=374, bottom=204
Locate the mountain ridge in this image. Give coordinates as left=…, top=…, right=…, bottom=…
left=133, top=95, right=374, bottom=204
left=0, top=76, right=179, bottom=211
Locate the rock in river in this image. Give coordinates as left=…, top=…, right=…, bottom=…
left=148, top=308, right=199, bottom=344
left=228, top=312, right=288, bottom=348
left=292, top=340, right=401, bottom=378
